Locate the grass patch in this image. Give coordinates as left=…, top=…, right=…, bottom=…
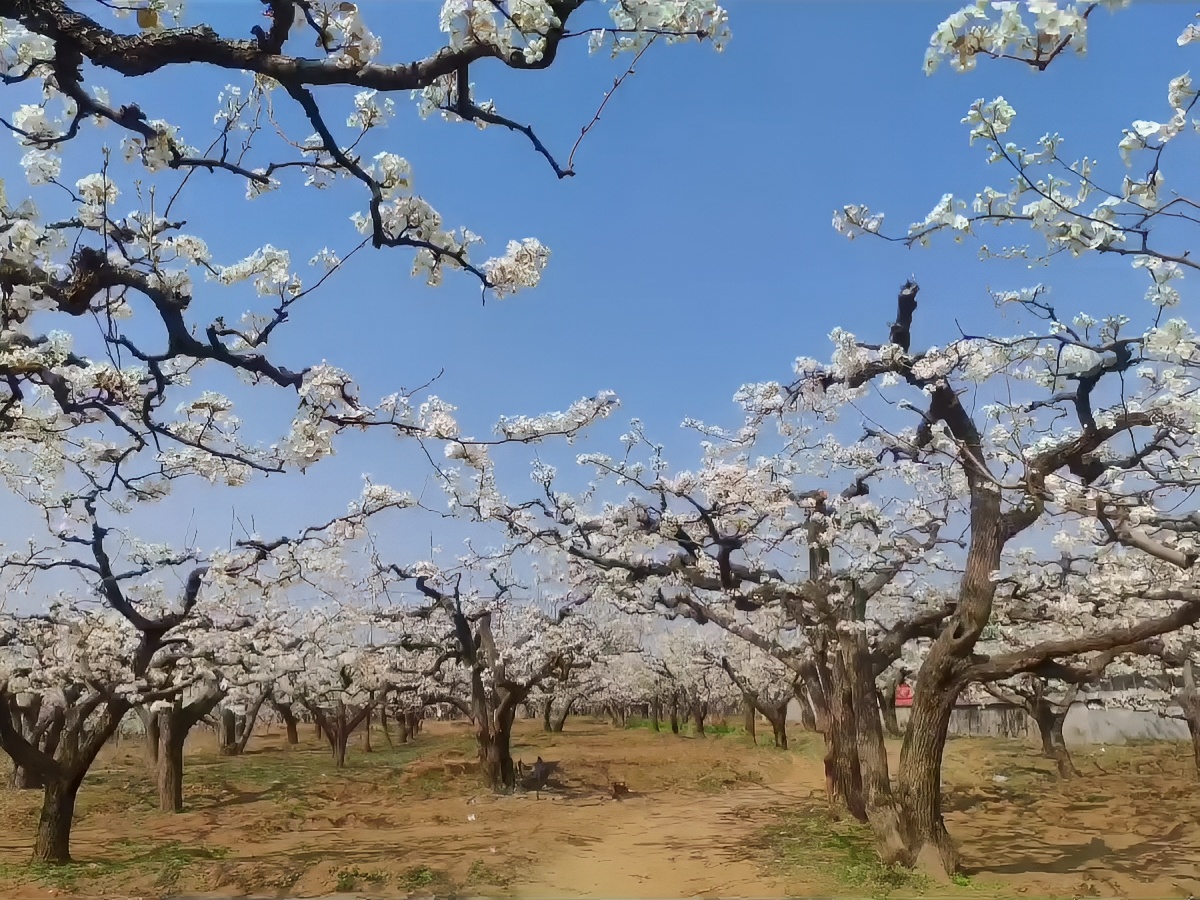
left=761, top=806, right=929, bottom=899
left=407, top=768, right=454, bottom=796
left=0, top=840, right=229, bottom=892
left=466, top=858, right=515, bottom=888
left=335, top=866, right=388, bottom=891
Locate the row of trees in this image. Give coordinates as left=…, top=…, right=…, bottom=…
left=1, top=0, right=1199, bottom=880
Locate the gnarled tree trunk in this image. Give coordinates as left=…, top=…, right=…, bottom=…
left=551, top=696, right=576, bottom=733
left=32, top=775, right=84, bottom=864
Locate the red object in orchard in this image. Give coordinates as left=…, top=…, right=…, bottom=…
left=895, top=684, right=913, bottom=708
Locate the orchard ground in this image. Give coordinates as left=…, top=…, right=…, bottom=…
left=1, top=720, right=1198, bottom=900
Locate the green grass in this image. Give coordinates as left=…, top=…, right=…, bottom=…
left=760, top=807, right=930, bottom=899
left=466, top=858, right=515, bottom=888
left=335, top=866, right=388, bottom=891
left=624, top=716, right=752, bottom=738
left=0, top=840, right=230, bottom=892
left=401, top=865, right=438, bottom=888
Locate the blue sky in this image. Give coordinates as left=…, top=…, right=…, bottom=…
left=3, top=0, right=1198, bottom=592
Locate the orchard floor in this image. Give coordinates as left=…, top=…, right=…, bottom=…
left=2, top=720, right=1199, bottom=900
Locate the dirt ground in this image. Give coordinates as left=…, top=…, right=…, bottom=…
left=1, top=719, right=1198, bottom=900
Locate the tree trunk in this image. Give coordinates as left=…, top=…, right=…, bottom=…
left=478, top=714, right=516, bottom=791
left=841, top=629, right=911, bottom=865
left=136, top=707, right=160, bottom=765
left=219, top=709, right=239, bottom=756
left=279, top=705, right=299, bottom=745
left=361, top=701, right=373, bottom=753
left=896, top=678, right=961, bottom=874
left=793, top=684, right=818, bottom=732
left=824, top=651, right=866, bottom=822
left=650, top=699, right=661, bottom=732
left=1030, top=685, right=1079, bottom=779
left=799, top=663, right=831, bottom=733
left=333, top=721, right=348, bottom=769
left=32, top=777, right=83, bottom=864
left=1175, top=662, right=1200, bottom=777
left=156, top=711, right=186, bottom=813
left=1187, top=718, right=1200, bottom=775
left=669, top=695, right=680, bottom=734
left=743, top=694, right=757, bottom=744
left=551, top=696, right=576, bottom=733
left=770, top=714, right=788, bottom=750
left=692, top=701, right=706, bottom=737
left=542, top=698, right=553, bottom=732
left=398, top=711, right=411, bottom=744
left=896, top=485, right=1008, bottom=875
left=10, top=763, right=43, bottom=789
left=878, top=677, right=903, bottom=738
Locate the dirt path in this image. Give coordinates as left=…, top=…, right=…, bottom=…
left=514, top=783, right=794, bottom=898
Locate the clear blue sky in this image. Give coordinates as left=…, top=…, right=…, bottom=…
left=2, top=1, right=1196, bottom=585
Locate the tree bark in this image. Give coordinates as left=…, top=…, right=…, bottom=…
left=799, top=662, right=831, bottom=733
left=793, top=683, right=818, bottom=732
left=398, top=710, right=411, bottom=744
left=692, top=701, right=707, bottom=737
left=650, top=698, right=661, bottom=732
left=361, top=699, right=373, bottom=753
left=823, top=650, right=866, bottom=822
left=219, top=709, right=238, bottom=756
left=156, top=711, right=186, bottom=813
left=478, top=703, right=518, bottom=790
left=770, top=715, right=788, bottom=750
left=878, top=671, right=904, bottom=738
left=669, top=694, right=680, bottom=734
left=743, top=693, right=757, bottom=744
left=896, top=479, right=1008, bottom=875
left=1175, top=661, right=1200, bottom=776
left=542, top=698, right=553, bottom=732
left=136, top=706, right=160, bottom=765
left=1029, top=682, right=1080, bottom=778
left=278, top=704, right=299, bottom=745
left=841, top=628, right=912, bottom=865
left=32, top=776, right=83, bottom=864
left=551, top=696, right=575, bottom=733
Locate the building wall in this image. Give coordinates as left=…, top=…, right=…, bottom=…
left=786, top=697, right=1191, bottom=745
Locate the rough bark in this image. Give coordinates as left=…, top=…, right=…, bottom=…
left=840, top=628, right=912, bottom=865
left=799, top=662, right=831, bottom=733
left=877, top=671, right=905, bottom=738
left=136, top=706, right=160, bottom=765
left=669, top=694, right=680, bottom=734
left=691, top=701, right=707, bottom=737
left=896, top=463, right=1008, bottom=875
left=32, top=776, right=83, bottom=864
left=1176, top=661, right=1200, bottom=776
left=743, top=694, right=757, bottom=744
left=771, top=716, right=788, bottom=750
left=551, top=696, right=576, bottom=733
left=793, top=683, right=819, bottom=732
left=650, top=698, right=661, bottom=732
left=156, top=711, right=186, bottom=813
left=825, top=649, right=866, bottom=822
left=273, top=701, right=299, bottom=745
left=361, top=699, right=373, bottom=753
left=542, top=698, right=553, bottom=732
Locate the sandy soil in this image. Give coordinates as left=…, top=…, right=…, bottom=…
left=1, top=720, right=1198, bottom=899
